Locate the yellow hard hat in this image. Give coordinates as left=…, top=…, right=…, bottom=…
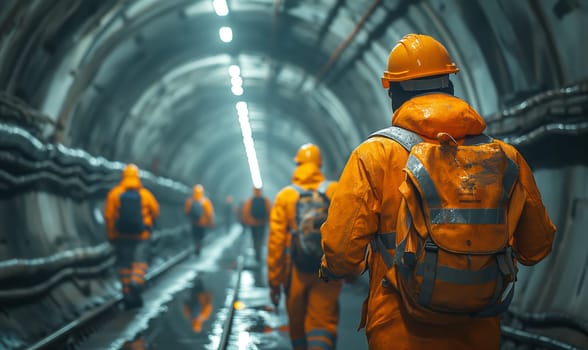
left=294, top=143, right=322, bottom=166
left=381, top=34, right=459, bottom=89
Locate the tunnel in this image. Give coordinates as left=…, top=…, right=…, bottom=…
left=0, top=0, right=587, bottom=349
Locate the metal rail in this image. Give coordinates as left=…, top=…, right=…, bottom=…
left=217, top=255, right=245, bottom=350
left=26, top=248, right=192, bottom=350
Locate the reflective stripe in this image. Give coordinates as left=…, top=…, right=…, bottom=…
left=307, top=340, right=334, bottom=350
left=407, top=155, right=441, bottom=208
left=416, top=261, right=499, bottom=285
left=131, top=275, right=145, bottom=284
left=132, top=269, right=146, bottom=277
left=307, top=329, right=336, bottom=341
left=430, top=208, right=505, bottom=224
left=368, top=126, right=423, bottom=151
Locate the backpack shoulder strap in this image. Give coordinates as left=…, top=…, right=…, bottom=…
left=290, top=184, right=305, bottom=194
left=317, top=181, right=331, bottom=194
left=369, top=126, right=423, bottom=151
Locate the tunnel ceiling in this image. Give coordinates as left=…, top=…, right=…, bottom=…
left=0, top=0, right=586, bottom=201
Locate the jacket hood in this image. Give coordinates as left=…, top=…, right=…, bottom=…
left=193, top=185, right=204, bottom=200
left=292, top=163, right=325, bottom=186
left=392, top=93, right=486, bottom=139
left=119, top=172, right=142, bottom=189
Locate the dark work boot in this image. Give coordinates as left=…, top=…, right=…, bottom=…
left=125, top=284, right=144, bottom=309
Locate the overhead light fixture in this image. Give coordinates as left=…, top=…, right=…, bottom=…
left=235, top=101, right=263, bottom=189
left=231, top=76, right=243, bottom=87
left=236, top=101, right=248, bottom=114
left=231, top=85, right=243, bottom=96
left=228, top=65, right=241, bottom=77
left=219, top=27, right=233, bottom=43
left=212, top=0, right=229, bottom=16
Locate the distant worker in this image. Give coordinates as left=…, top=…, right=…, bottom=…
left=319, top=33, right=556, bottom=349
left=185, top=184, right=215, bottom=256
left=224, top=195, right=236, bottom=232
left=182, top=276, right=213, bottom=333
left=104, top=163, right=160, bottom=309
left=267, top=143, right=343, bottom=350
left=241, top=187, right=272, bottom=263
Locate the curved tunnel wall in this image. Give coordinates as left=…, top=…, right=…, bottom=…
left=0, top=0, right=587, bottom=347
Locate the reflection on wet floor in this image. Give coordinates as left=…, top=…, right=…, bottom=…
left=119, top=272, right=224, bottom=349
left=119, top=260, right=293, bottom=349
left=229, top=266, right=292, bottom=350
left=182, top=277, right=214, bottom=334
left=99, top=225, right=368, bottom=350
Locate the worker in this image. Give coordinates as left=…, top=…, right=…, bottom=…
left=184, top=184, right=215, bottom=256
left=182, top=276, right=213, bottom=333
left=319, top=33, right=556, bottom=350
left=104, top=163, right=160, bottom=309
left=241, top=187, right=272, bottom=263
left=224, top=195, right=236, bottom=232
left=267, top=143, right=343, bottom=350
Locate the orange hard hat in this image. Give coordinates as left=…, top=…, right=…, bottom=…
left=193, top=184, right=204, bottom=197
left=122, top=163, right=140, bottom=178
left=294, top=143, right=322, bottom=166
left=381, top=34, right=459, bottom=89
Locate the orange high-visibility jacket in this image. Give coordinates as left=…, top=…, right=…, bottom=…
left=241, top=195, right=272, bottom=227
left=267, top=162, right=337, bottom=290
left=320, top=94, right=556, bottom=349
left=184, top=188, right=215, bottom=227
left=104, top=171, right=160, bottom=240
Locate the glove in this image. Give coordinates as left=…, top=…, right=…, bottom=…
left=270, top=285, right=281, bottom=307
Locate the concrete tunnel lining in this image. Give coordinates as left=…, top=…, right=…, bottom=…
left=0, top=0, right=586, bottom=348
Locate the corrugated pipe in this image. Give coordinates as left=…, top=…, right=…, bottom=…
left=501, top=325, right=581, bottom=350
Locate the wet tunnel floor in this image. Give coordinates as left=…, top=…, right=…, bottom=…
left=80, top=225, right=369, bottom=349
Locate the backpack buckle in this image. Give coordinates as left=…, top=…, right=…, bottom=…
left=424, top=240, right=438, bottom=252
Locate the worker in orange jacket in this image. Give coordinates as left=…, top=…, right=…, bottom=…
left=319, top=34, right=556, bottom=350
left=267, top=143, right=343, bottom=350
left=104, top=163, right=160, bottom=309
left=241, top=187, right=272, bottom=263
left=184, top=184, right=215, bottom=256
left=182, top=276, right=213, bottom=333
